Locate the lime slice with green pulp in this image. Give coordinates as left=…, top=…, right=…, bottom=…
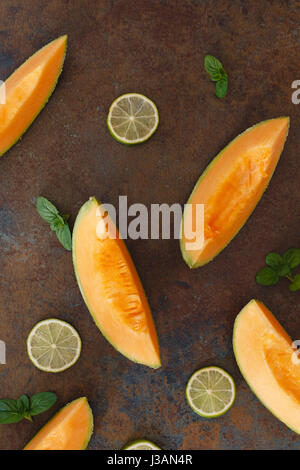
left=27, top=318, right=81, bottom=373
left=123, top=439, right=161, bottom=450
left=186, top=366, right=236, bottom=417
left=107, top=93, right=159, bottom=144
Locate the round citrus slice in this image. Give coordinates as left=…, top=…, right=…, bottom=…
left=27, top=319, right=81, bottom=373
left=107, top=93, right=159, bottom=144
left=186, top=366, right=236, bottom=418
left=123, top=439, right=161, bottom=450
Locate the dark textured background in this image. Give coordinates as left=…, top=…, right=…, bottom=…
left=0, top=0, right=300, bottom=450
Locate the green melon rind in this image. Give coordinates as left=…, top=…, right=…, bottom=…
left=24, top=397, right=94, bottom=450
left=0, top=35, right=67, bottom=158
left=72, top=197, right=161, bottom=369
left=233, top=299, right=300, bottom=435
left=180, top=117, right=290, bottom=268
left=123, top=439, right=161, bottom=450
left=81, top=397, right=94, bottom=450
left=106, top=93, right=159, bottom=145
left=185, top=366, right=236, bottom=418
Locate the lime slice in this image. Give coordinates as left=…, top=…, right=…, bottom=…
left=107, top=93, right=159, bottom=144
left=123, top=440, right=161, bottom=450
left=186, top=366, right=236, bottom=418
left=27, top=319, right=81, bottom=373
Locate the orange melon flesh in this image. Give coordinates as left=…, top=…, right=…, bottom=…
left=72, top=197, right=161, bottom=368
left=181, top=118, right=289, bottom=267
left=233, top=300, right=300, bottom=433
left=0, top=35, right=67, bottom=156
left=24, top=397, right=93, bottom=450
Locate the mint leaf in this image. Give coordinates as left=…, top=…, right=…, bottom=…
left=17, top=395, right=32, bottom=421
left=265, top=253, right=283, bottom=269
left=289, top=274, right=300, bottom=292
left=56, top=224, right=72, bottom=251
left=36, top=196, right=72, bottom=251
left=265, top=252, right=290, bottom=276
left=0, top=392, right=57, bottom=424
left=215, top=76, right=228, bottom=98
left=17, top=395, right=30, bottom=414
left=276, top=264, right=291, bottom=277
left=204, top=55, right=228, bottom=98
left=208, top=72, right=223, bottom=82
left=257, top=249, right=300, bottom=292
left=256, top=267, right=279, bottom=286
left=204, top=55, right=224, bottom=76
left=29, top=392, right=57, bottom=416
left=0, top=399, right=23, bottom=424
left=49, top=215, right=65, bottom=232
left=283, top=248, right=300, bottom=270
left=36, top=196, right=60, bottom=224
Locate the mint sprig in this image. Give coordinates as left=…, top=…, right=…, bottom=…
left=36, top=197, right=72, bottom=251
left=204, top=55, right=228, bottom=98
left=0, top=392, right=57, bottom=424
left=256, top=248, right=300, bottom=291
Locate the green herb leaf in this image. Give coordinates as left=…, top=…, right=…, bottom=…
left=289, top=274, right=300, bottom=292
left=257, top=248, right=300, bottom=292
left=204, top=55, right=224, bottom=76
left=256, top=267, right=279, bottom=286
left=283, top=248, right=300, bottom=270
left=49, top=215, right=65, bottom=232
left=0, top=399, right=24, bottom=424
left=29, top=392, right=57, bottom=416
left=265, top=252, right=290, bottom=276
left=36, top=196, right=60, bottom=224
left=17, top=395, right=30, bottom=415
left=204, top=55, right=228, bottom=98
left=0, top=392, right=57, bottom=424
left=208, top=72, right=223, bottom=82
left=215, top=76, right=228, bottom=98
left=56, top=224, right=72, bottom=251
left=36, top=196, right=72, bottom=251
left=277, top=264, right=292, bottom=277
left=265, top=252, right=283, bottom=269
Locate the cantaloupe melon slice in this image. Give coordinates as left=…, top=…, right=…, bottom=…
left=233, top=300, right=300, bottom=434
left=0, top=35, right=67, bottom=157
left=24, top=397, right=93, bottom=450
left=72, top=197, right=161, bottom=369
left=180, top=117, right=290, bottom=267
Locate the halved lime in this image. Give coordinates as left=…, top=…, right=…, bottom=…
left=27, top=319, right=81, bottom=373
left=186, top=366, right=235, bottom=418
left=123, top=439, right=161, bottom=450
left=107, top=93, right=159, bottom=144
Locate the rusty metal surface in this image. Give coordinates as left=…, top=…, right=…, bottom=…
left=0, top=0, right=300, bottom=450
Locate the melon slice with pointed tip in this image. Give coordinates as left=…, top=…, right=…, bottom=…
left=72, top=197, right=161, bottom=369
left=24, top=397, right=93, bottom=450
left=180, top=117, right=290, bottom=267
left=0, top=35, right=67, bottom=157
left=233, top=300, right=300, bottom=434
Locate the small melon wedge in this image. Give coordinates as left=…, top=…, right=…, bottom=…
left=0, top=35, right=67, bottom=157
left=233, top=300, right=300, bottom=434
left=72, top=197, right=161, bottom=369
left=24, top=397, right=93, bottom=450
left=180, top=117, right=290, bottom=267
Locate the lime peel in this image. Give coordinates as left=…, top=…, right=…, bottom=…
left=123, top=439, right=161, bottom=450
left=107, top=93, right=159, bottom=145
left=27, top=318, right=81, bottom=373
left=186, top=366, right=236, bottom=418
